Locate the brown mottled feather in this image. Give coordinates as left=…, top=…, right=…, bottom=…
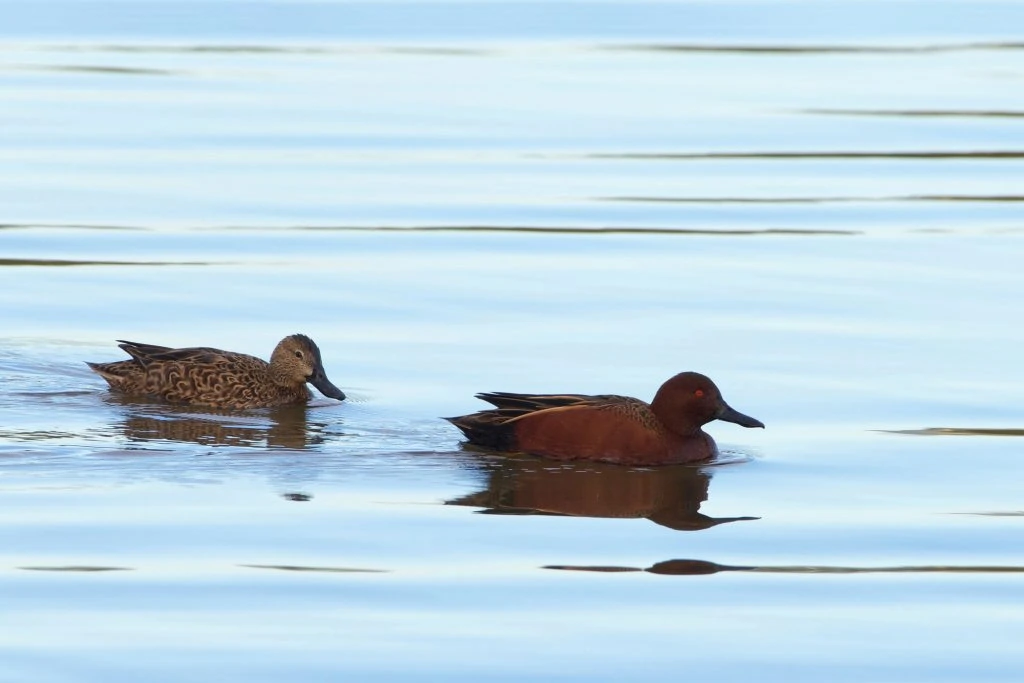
left=87, top=334, right=345, bottom=409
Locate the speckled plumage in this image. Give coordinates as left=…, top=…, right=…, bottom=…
left=87, top=334, right=346, bottom=409
left=445, top=372, right=764, bottom=466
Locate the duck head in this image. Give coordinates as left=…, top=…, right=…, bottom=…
left=270, top=334, right=346, bottom=401
left=651, top=371, right=763, bottom=436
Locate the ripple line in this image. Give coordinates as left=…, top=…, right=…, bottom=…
left=605, top=41, right=1024, bottom=55
left=882, top=427, right=1024, bottom=436
left=546, top=559, right=1024, bottom=576
left=804, top=108, right=1024, bottom=119
left=590, top=151, right=1024, bottom=161
left=600, top=194, right=1024, bottom=204
left=0, top=258, right=216, bottom=267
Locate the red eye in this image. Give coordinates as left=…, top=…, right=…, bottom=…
left=694, top=389, right=705, bottom=398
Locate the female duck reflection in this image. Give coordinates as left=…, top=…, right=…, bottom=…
left=446, top=459, right=758, bottom=532
left=102, top=398, right=332, bottom=450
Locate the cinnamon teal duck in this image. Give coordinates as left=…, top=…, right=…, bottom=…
left=87, top=334, right=345, bottom=409
left=446, top=371, right=762, bottom=466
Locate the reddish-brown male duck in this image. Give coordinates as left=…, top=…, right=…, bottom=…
left=446, top=371, right=763, bottom=466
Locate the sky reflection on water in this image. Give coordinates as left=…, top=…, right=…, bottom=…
left=2, top=1, right=1024, bottom=681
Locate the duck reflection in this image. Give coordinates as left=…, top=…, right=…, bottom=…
left=545, top=559, right=1024, bottom=576
left=544, top=559, right=752, bottom=575
left=446, top=459, right=757, bottom=531
left=104, top=396, right=330, bottom=449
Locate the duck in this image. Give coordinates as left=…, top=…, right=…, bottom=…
left=87, top=334, right=345, bottom=409
left=445, top=371, right=762, bottom=466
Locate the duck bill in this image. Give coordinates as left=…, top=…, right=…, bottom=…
left=309, top=369, right=346, bottom=401
left=717, top=404, right=764, bottom=429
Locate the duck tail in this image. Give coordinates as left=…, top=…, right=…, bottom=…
left=85, top=360, right=131, bottom=388
left=444, top=411, right=520, bottom=451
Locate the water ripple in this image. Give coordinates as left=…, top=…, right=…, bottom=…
left=589, top=151, right=1024, bottom=161
left=600, top=195, right=1024, bottom=204
left=606, top=41, right=1024, bottom=54
left=547, top=560, right=1024, bottom=576
left=884, top=427, right=1024, bottom=436
left=804, top=108, right=1024, bottom=119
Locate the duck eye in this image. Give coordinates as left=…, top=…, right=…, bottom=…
left=694, top=389, right=705, bottom=398
left=294, top=350, right=304, bottom=359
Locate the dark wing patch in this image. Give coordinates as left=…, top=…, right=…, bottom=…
left=445, top=408, right=522, bottom=450
left=115, top=344, right=249, bottom=370
left=116, top=340, right=173, bottom=358
left=475, top=392, right=632, bottom=411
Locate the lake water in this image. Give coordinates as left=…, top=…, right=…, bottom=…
left=2, top=1, right=1024, bottom=681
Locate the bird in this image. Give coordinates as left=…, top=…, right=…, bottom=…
left=445, top=371, right=763, bottom=466
left=86, top=334, right=345, bottom=409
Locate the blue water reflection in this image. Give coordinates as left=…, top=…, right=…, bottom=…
left=2, top=1, right=1024, bottom=681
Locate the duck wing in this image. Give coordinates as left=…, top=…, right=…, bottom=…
left=116, top=340, right=237, bottom=368
left=475, top=392, right=633, bottom=412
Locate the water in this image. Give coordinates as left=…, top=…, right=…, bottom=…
left=2, top=1, right=1024, bottom=681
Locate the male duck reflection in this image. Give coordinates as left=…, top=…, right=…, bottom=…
left=87, top=334, right=345, bottom=409
left=446, top=371, right=763, bottom=466
left=447, top=460, right=758, bottom=531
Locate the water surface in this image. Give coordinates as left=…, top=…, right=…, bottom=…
left=1, top=1, right=1023, bottom=681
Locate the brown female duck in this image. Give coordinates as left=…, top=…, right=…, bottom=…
left=87, top=334, right=345, bottom=409
left=446, top=371, right=763, bottom=466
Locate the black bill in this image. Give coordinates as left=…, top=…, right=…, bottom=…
left=717, top=404, right=764, bottom=429
left=309, top=369, right=346, bottom=401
